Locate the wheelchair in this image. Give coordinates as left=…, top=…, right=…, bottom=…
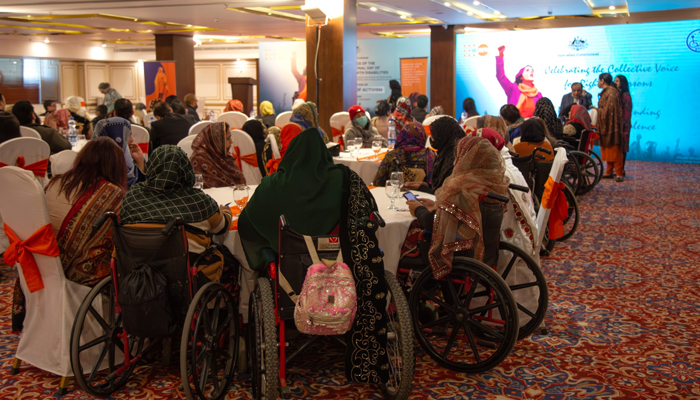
left=69, top=212, right=240, bottom=400
left=512, top=147, right=580, bottom=250
left=249, top=213, right=414, bottom=400
left=396, top=189, right=548, bottom=373
left=557, top=128, right=602, bottom=196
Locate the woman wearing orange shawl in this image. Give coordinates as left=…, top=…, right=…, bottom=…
left=224, top=99, right=244, bottom=113
left=155, top=67, right=168, bottom=101
left=190, top=122, right=246, bottom=188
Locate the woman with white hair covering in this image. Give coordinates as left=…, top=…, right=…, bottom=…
left=59, top=96, right=93, bottom=138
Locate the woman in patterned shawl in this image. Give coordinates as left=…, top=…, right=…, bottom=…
left=392, top=96, right=415, bottom=132
left=190, top=122, right=246, bottom=188
left=534, top=97, right=563, bottom=140
left=93, top=117, right=147, bottom=187
left=239, top=128, right=391, bottom=384
left=120, top=145, right=232, bottom=283
left=281, top=101, right=327, bottom=143
left=597, top=73, right=625, bottom=181
left=373, top=122, right=434, bottom=186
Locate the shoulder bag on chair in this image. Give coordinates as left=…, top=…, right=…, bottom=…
left=279, top=236, right=357, bottom=336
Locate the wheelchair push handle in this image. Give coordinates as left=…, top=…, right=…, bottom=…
left=370, top=211, right=386, bottom=228
left=534, top=147, right=552, bottom=156
left=92, top=212, right=117, bottom=232
left=162, top=218, right=184, bottom=236
left=508, top=183, right=529, bottom=193
left=487, top=192, right=510, bottom=204
left=535, top=154, right=545, bottom=160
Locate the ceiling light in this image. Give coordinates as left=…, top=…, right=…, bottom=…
left=101, top=43, right=106, bottom=47
left=609, top=5, right=615, bottom=10
left=494, top=10, right=500, bottom=14
left=237, top=58, right=241, bottom=61
left=444, top=2, right=450, bottom=6
left=370, top=6, right=377, bottom=11
left=268, top=12, right=272, bottom=15
left=44, top=38, right=49, bottom=43
left=187, top=24, right=192, bottom=27
left=137, top=59, right=142, bottom=63
left=467, top=11, right=473, bottom=15
left=400, top=15, right=407, bottom=19
left=473, top=1, right=480, bottom=5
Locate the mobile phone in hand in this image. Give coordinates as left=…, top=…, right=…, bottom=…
left=403, top=192, right=418, bottom=202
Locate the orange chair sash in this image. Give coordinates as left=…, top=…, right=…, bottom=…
left=541, top=177, right=568, bottom=240
left=137, top=142, right=149, bottom=154
left=0, top=156, right=49, bottom=178
left=587, top=131, right=599, bottom=153
left=3, top=223, right=60, bottom=293
left=331, top=126, right=345, bottom=138
left=232, top=146, right=259, bottom=170
left=356, top=152, right=387, bottom=162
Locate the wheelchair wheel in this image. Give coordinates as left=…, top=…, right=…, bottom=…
left=409, top=258, right=518, bottom=373
left=558, top=185, right=580, bottom=242
left=381, top=271, right=414, bottom=400
left=497, top=242, right=549, bottom=340
left=180, top=282, right=239, bottom=400
left=249, top=277, right=279, bottom=400
left=70, top=276, right=144, bottom=397
left=569, top=151, right=599, bottom=195
left=561, top=153, right=581, bottom=195
left=590, top=151, right=604, bottom=185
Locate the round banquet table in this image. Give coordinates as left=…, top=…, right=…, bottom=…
left=333, top=148, right=388, bottom=186
left=202, top=185, right=434, bottom=320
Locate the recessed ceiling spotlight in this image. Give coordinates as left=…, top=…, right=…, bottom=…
left=444, top=2, right=451, bottom=6
left=400, top=15, right=407, bottom=19
left=187, top=24, right=192, bottom=27
left=138, top=59, right=142, bottom=62
left=494, top=10, right=501, bottom=14
left=101, top=43, right=107, bottom=47
left=467, top=11, right=473, bottom=16
left=237, top=58, right=241, bottom=61
left=609, top=5, right=615, bottom=10
left=44, top=38, right=49, bottom=43
left=473, top=1, right=480, bottom=5
left=268, top=12, right=272, bottom=15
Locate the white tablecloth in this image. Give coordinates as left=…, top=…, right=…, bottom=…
left=333, top=148, right=387, bottom=186
left=202, top=185, right=433, bottom=320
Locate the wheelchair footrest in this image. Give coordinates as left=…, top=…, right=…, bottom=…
left=280, top=385, right=292, bottom=399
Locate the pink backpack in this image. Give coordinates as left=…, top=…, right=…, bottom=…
left=279, top=236, right=357, bottom=336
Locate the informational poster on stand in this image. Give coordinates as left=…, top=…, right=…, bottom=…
left=258, top=42, right=307, bottom=113
left=400, top=57, right=428, bottom=107
left=456, top=20, right=700, bottom=163
left=144, top=61, right=176, bottom=109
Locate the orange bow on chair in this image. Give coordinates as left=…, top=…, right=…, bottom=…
left=0, top=156, right=49, bottom=178
left=232, top=146, right=259, bottom=170
left=331, top=126, right=345, bottom=151
left=137, top=142, right=149, bottom=154
left=266, top=157, right=281, bottom=174
left=541, top=177, right=569, bottom=241
left=3, top=223, right=60, bottom=293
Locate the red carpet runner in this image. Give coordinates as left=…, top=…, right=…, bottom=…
left=0, top=161, right=698, bottom=399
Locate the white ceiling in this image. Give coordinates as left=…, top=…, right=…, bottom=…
left=0, top=0, right=697, bottom=46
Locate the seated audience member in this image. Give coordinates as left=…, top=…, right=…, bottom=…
left=344, top=105, right=385, bottom=148
left=513, top=118, right=555, bottom=162
left=0, top=92, right=6, bottom=112
left=92, top=105, right=109, bottom=126
left=534, top=97, right=563, bottom=140
left=393, top=97, right=415, bottom=132
left=64, top=96, right=93, bottom=138
left=11, top=101, right=71, bottom=154
left=164, top=95, right=178, bottom=106
left=373, top=122, right=434, bottom=187
left=0, top=111, right=22, bottom=144
left=500, top=104, right=525, bottom=144
left=404, top=117, right=465, bottom=194
left=183, top=94, right=200, bottom=122
left=292, top=98, right=305, bottom=110
left=405, top=136, right=509, bottom=274
left=190, top=122, right=245, bottom=188
left=242, top=119, right=271, bottom=177
left=120, top=145, right=232, bottom=284
left=259, top=101, right=276, bottom=128
left=171, top=99, right=197, bottom=125
left=559, top=82, right=592, bottom=121
left=149, top=98, right=162, bottom=112
left=150, top=102, right=194, bottom=151
left=113, top=98, right=136, bottom=122
left=563, top=104, right=593, bottom=143
left=261, top=126, right=282, bottom=175
left=463, top=97, right=479, bottom=119
left=412, top=95, right=429, bottom=124
left=93, top=117, right=146, bottom=187
left=476, top=114, right=512, bottom=151
left=282, top=101, right=327, bottom=143
left=40, top=99, right=57, bottom=118
left=224, top=99, right=244, bottom=113
left=134, top=102, right=147, bottom=124
left=372, top=100, right=392, bottom=139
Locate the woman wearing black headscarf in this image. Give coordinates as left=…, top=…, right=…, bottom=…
left=404, top=117, right=465, bottom=194
left=242, top=119, right=271, bottom=177
left=534, top=97, right=563, bottom=140
left=513, top=118, right=555, bottom=162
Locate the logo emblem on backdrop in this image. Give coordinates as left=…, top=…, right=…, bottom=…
left=568, top=36, right=589, bottom=51
left=687, top=29, right=700, bottom=53
left=478, top=44, right=489, bottom=56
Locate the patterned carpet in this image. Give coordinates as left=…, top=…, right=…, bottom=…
left=1, top=160, right=699, bottom=399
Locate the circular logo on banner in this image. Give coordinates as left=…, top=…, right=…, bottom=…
left=478, top=44, right=489, bottom=56
left=688, top=29, right=700, bottom=53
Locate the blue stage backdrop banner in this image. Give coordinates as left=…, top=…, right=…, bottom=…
left=259, top=42, right=307, bottom=113
left=456, top=20, right=700, bottom=163
left=357, top=38, right=430, bottom=116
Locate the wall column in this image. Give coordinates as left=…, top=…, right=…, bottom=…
left=305, top=0, right=357, bottom=138
left=155, top=34, right=195, bottom=98
left=430, top=25, right=456, bottom=117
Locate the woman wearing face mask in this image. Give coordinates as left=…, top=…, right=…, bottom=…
left=343, top=105, right=387, bottom=148
left=496, top=45, right=543, bottom=118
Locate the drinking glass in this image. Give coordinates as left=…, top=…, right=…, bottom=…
left=372, top=140, right=382, bottom=160
left=77, top=134, right=87, bottom=149
left=348, top=139, right=357, bottom=157
left=385, top=180, right=399, bottom=210
left=194, top=174, right=204, bottom=189
left=353, top=139, right=363, bottom=158
left=233, top=185, right=250, bottom=210
left=390, top=171, right=404, bottom=190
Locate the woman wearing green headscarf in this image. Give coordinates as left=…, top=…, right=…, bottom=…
left=120, top=145, right=232, bottom=283
left=239, top=127, right=391, bottom=385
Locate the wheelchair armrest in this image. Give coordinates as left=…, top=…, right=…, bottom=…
left=509, top=184, right=529, bottom=193
left=508, top=151, right=520, bottom=158
left=555, top=141, right=575, bottom=150
left=534, top=147, right=552, bottom=155
left=535, top=154, right=545, bottom=160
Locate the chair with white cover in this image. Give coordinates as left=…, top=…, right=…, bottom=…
left=588, top=108, right=598, bottom=127
left=144, top=112, right=154, bottom=128
left=0, top=167, right=105, bottom=395
left=49, top=150, right=78, bottom=176
left=231, top=129, right=262, bottom=185
left=19, top=126, right=42, bottom=139
left=330, top=112, right=350, bottom=144
left=130, top=125, right=150, bottom=161
left=217, top=112, right=249, bottom=130
left=177, top=136, right=197, bottom=159
left=266, top=134, right=281, bottom=159
left=275, top=111, right=292, bottom=127
left=0, top=137, right=51, bottom=187
left=189, top=120, right=214, bottom=137
left=464, top=116, right=480, bottom=130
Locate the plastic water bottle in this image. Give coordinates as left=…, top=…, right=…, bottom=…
left=461, top=111, right=468, bottom=124
left=387, top=118, right=396, bottom=149
left=250, top=109, right=256, bottom=119
left=209, top=110, right=216, bottom=121
left=149, top=117, right=155, bottom=127
left=68, top=118, right=78, bottom=146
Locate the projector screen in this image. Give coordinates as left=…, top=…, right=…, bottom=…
left=456, top=20, right=700, bottom=163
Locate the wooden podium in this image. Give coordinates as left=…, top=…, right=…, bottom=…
left=228, top=77, right=258, bottom=114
